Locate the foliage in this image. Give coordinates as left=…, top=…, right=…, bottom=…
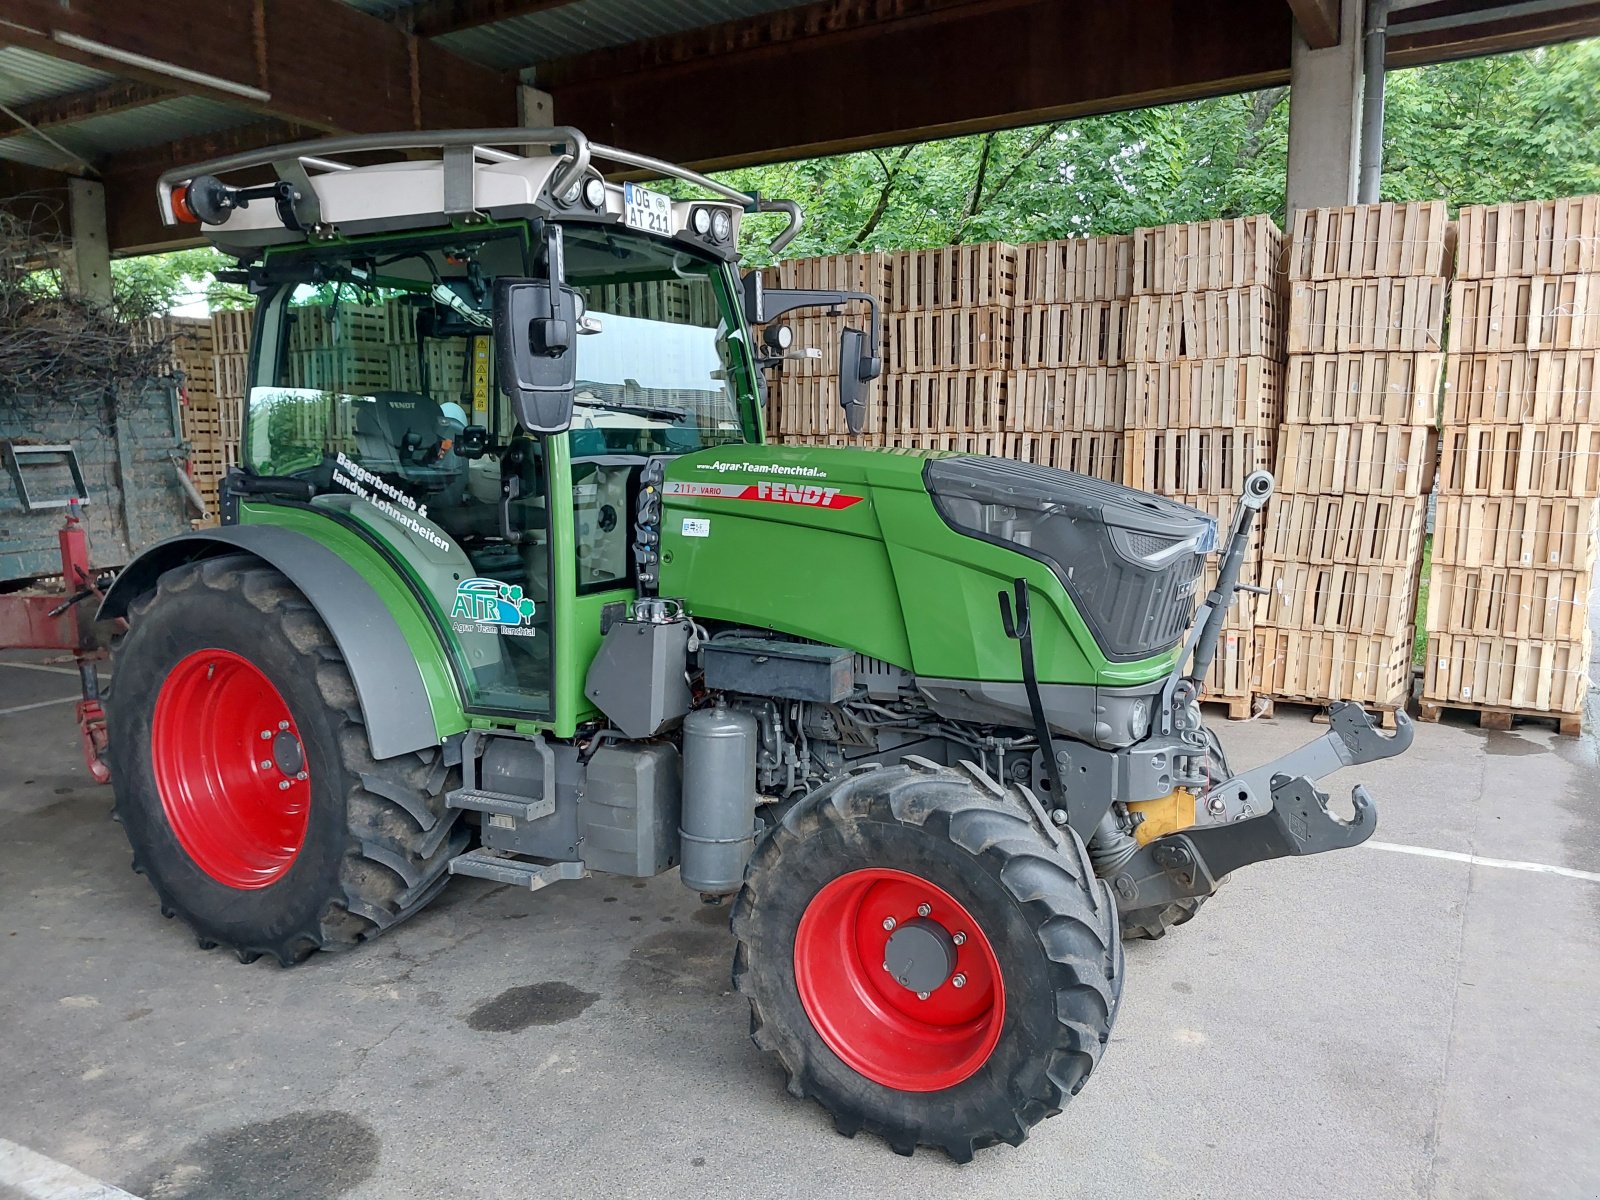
left=720, top=39, right=1600, bottom=263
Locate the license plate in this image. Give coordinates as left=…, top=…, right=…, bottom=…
left=623, top=182, right=673, bottom=235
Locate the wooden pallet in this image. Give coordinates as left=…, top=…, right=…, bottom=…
left=1260, top=493, right=1426, bottom=566
left=1252, top=696, right=1406, bottom=731
left=1430, top=495, right=1600, bottom=572
left=881, top=372, right=1004, bottom=435
left=1122, top=426, right=1270, bottom=495
left=767, top=375, right=883, bottom=438
left=1010, top=302, right=1129, bottom=368
left=1131, top=216, right=1282, bottom=293
left=1436, top=423, right=1600, bottom=497
left=1287, top=277, right=1448, bottom=354
left=1125, top=356, right=1280, bottom=430
left=1005, top=368, right=1125, bottom=431
left=1456, top=195, right=1600, bottom=279
left=212, top=353, right=250, bottom=400
left=1273, top=423, right=1434, bottom=497
left=1414, top=699, right=1583, bottom=736
left=1254, top=626, right=1414, bottom=711
left=211, top=309, right=253, bottom=355
left=1287, top=201, right=1452, bottom=281
left=1015, top=236, right=1132, bottom=303
left=891, top=244, right=1016, bottom=311
left=888, top=307, right=1011, bottom=373
left=1449, top=275, right=1600, bottom=354
left=1443, top=349, right=1599, bottom=426
left=1426, top=563, right=1592, bottom=642
left=1421, top=631, right=1591, bottom=716
left=769, top=251, right=894, bottom=303
left=1127, top=286, right=1282, bottom=362
left=1282, top=351, right=1441, bottom=426
left=1200, top=694, right=1260, bottom=721
left=1257, top=560, right=1419, bottom=637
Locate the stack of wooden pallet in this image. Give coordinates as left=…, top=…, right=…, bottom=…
left=1003, top=236, right=1131, bottom=481
left=1258, top=203, right=1451, bottom=724
left=1420, top=197, right=1600, bottom=732
left=1123, top=217, right=1285, bottom=714
left=132, top=314, right=223, bottom=525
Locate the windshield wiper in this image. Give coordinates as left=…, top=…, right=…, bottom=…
left=574, top=397, right=689, bottom=423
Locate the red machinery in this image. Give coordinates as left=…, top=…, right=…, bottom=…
left=0, top=500, right=117, bottom=782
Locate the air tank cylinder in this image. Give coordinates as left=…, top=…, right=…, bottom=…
left=679, top=700, right=758, bottom=895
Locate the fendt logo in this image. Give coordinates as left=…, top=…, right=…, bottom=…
left=752, top=481, right=859, bottom=508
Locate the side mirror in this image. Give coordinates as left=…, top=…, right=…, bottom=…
left=838, top=328, right=881, bottom=436
left=493, top=277, right=579, bottom=433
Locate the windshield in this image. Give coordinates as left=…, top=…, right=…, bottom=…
left=564, top=224, right=754, bottom=455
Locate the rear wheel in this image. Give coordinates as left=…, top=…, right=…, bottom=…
left=732, top=760, right=1122, bottom=1161
left=108, top=555, right=466, bottom=965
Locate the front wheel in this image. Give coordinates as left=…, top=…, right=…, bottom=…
left=732, top=760, right=1123, bottom=1162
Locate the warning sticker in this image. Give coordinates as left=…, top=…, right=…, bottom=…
left=682, top=517, right=711, bottom=537
left=664, top=480, right=862, bottom=510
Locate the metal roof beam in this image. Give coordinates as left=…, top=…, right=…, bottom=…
left=0, top=0, right=517, bottom=135
left=1385, top=0, right=1600, bottom=64
left=0, top=81, right=172, bottom=139
left=1286, top=0, right=1344, bottom=47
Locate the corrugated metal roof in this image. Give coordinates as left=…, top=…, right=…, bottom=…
left=0, top=46, right=121, bottom=108
left=0, top=95, right=260, bottom=171
left=436, top=0, right=809, bottom=69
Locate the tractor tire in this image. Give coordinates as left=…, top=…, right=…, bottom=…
left=107, top=555, right=466, bottom=966
left=1120, top=732, right=1231, bottom=942
left=731, top=759, right=1123, bottom=1162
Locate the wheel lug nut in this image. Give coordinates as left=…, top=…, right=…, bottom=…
left=296, top=771, right=308, bottom=781
left=259, top=730, right=272, bottom=741
left=259, top=760, right=273, bottom=770
left=277, top=780, right=291, bottom=791
left=953, top=932, right=967, bottom=946
left=916, top=903, right=931, bottom=917
left=278, top=720, right=290, bottom=731
left=916, top=991, right=929, bottom=1001
left=881, top=917, right=896, bottom=931
left=952, top=973, right=967, bottom=989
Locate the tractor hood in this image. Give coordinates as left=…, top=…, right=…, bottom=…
left=657, top=444, right=1205, bottom=690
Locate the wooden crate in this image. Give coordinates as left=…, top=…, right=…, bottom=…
left=1131, top=216, right=1282, bottom=293
left=1443, top=350, right=1599, bottom=426
left=1436, top=424, right=1600, bottom=497
left=1260, top=493, right=1426, bottom=567
left=1426, top=564, right=1590, bottom=641
left=771, top=251, right=893, bottom=302
left=1456, top=196, right=1600, bottom=279
left=211, top=309, right=253, bottom=355
left=1287, top=201, right=1452, bottom=281
left=1254, top=626, right=1414, bottom=710
left=1256, top=560, right=1418, bottom=637
left=1015, top=236, right=1133, bottom=303
left=1202, top=627, right=1256, bottom=705
left=1127, top=286, right=1282, bottom=362
left=888, top=307, right=1011, bottom=373
left=1422, top=631, right=1590, bottom=716
left=1287, top=277, right=1448, bottom=354
left=1447, top=275, right=1600, bottom=354
left=1122, top=426, right=1270, bottom=496
left=1006, top=368, right=1125, bottom=431
left=1126, top=357, right=1280, bottom=431
left=881, top=372, right=1005, bottom=434
left=890, top=244, right=1016, bottom=311
left=1044, top=430, right=1124, bottom=481
left=1282, top=351, right=1441, bottom=426
left=1273, top=423, right=1434, bottom=496
left=1431, top=495, right=1600, bottom=571
left=212, top=353, right=250, bottom=399
left=1010, top=302, right=1129, bottom=368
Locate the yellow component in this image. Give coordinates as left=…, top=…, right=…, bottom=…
left=471, top=336, right=491, bottom=416
left=1127, top=788, right=1196, bottom=846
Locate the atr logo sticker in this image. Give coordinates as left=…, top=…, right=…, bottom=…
left=450, top=578, right=538, bottom=638
left=664, top=481, right=862, bottom=510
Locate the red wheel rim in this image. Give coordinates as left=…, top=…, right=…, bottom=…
left=793, top=867, right=1005, bottom=1092
left=151, top=649, right=310, bottom=889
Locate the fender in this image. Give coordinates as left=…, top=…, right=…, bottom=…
left=98, top=526, right=443, bottom=760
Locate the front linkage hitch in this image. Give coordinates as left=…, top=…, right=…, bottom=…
left=1108, top=702, right=1413, bottom=910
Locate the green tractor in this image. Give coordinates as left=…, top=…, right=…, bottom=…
left=103, top=129, right=1410, bottom=1160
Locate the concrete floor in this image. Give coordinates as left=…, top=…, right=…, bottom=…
left=1, top=650, right=1598, bottom=1200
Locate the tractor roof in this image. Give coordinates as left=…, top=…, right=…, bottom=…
left=156, top=128, right=802, bottom=260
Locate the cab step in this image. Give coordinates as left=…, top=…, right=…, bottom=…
left=446, top=787, right=555, bottom=822
left=448, top=848, right=586, bottom=891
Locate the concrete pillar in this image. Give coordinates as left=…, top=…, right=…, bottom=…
left=1285, top=0, right=1365, bottom=216
left=518, top=85, right=554, bottom=130
left=60, top=177, right=113, bottom=306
